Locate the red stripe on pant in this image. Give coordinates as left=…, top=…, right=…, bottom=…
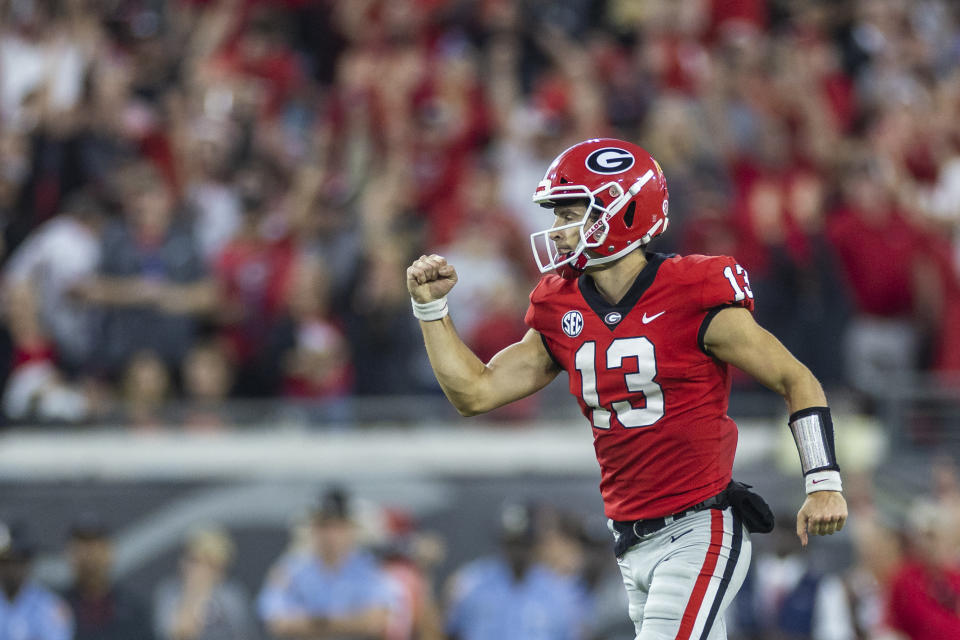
left=675, top=509, right=724, bottom=640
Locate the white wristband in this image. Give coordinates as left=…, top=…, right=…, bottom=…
left=805, top=470, right=842, bottom=494
left=412, top=296, right=449, bottom=321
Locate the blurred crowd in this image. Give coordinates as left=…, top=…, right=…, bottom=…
left=3, top=472, right=960, bottom=640
left=0, top=486, right=624, bottom=640
left=0, top=1, right=958, bottom=638
left=2, top=0, right=960, bottom=426
left=728, top=460, right=960, bottom=640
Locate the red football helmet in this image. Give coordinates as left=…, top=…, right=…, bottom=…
left=530, top=138, right=669, bottom=278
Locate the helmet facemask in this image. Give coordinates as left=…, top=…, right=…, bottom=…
left=530, top=179, right=637, bottom=279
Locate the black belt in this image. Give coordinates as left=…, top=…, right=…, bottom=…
left=612, top=489, right=730, bottom=557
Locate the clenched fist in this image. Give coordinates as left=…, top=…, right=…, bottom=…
left=406, top=254, right=458, bottom=303
left=796, top=491, right=847, bottom=547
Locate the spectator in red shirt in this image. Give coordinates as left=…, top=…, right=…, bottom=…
left=828, top=167, right=922, bottom=318
left=213, top=163, right=296, bottom=396
left=409, top=47, right=491, bottom=217
left=887, top=500, right=960, bottom=640
left=826, top=159, right=931, bottom=392
left=213, top=9, right=303, bottom=120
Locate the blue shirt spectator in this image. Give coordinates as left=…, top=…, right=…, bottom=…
left=446, top=556, right=586, bottom=640
left=0, top=521, right=73, bottom=640
left=0, top=582, right=74, bottom=640
left=258, top=550, right=395, bottom=622
left=257, top=487, right=400, bottom=639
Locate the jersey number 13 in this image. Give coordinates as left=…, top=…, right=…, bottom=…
left=574, top=338, right=664, bottom=429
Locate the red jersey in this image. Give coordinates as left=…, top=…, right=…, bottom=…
left=525, top=253, right=756, bottom=521
left=887, top=559, right=960, bottom=639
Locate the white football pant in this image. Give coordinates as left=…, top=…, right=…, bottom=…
left=610, top=507, right=751, bottom=640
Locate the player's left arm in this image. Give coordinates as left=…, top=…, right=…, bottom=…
left=703, top=306, right=848, bottom=547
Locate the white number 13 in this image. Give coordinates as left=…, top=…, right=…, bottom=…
left=574, top=337, right=664, bottom=429
left=723, top=264, right=754, bottom=302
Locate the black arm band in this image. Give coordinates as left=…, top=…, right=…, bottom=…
left=788, top=406, right=840, bottom=475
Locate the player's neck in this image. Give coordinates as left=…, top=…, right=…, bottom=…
left=587, top=249, right=648, bottom=305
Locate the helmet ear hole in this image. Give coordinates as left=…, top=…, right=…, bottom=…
left=623, top=201, right=636, bottom=228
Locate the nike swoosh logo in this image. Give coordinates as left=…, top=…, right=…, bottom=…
left=812, top=478, right=828, bottom=484
left=670, top=529, right=694, bottom=543
left=642, top=311, right=665, bottom=324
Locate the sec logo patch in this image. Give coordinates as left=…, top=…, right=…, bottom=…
left=562, top=310, right=584, bottom=337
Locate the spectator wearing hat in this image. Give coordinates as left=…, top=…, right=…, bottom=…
left=444, top=503, right=587, bottom=640
left=153, top=526, right=257, bottom=640
left=0, top=520, right=73, bottom=640
left=62, top=515, right=151, bottom=640
left=257, top=487, right=400, bottom=639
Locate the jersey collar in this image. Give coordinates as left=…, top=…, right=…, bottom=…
left=578, top=252, right=669, bottom=328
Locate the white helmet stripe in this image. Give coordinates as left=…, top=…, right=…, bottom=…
left=628, top=170, right=655, bottom=195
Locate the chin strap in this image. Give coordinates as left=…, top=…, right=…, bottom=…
left=558, top=238, right=647, bottom=278
left=555, top=252, right=590, bottom=279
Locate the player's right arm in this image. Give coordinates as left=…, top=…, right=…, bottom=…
left=406, top=255, right=560, bottom=416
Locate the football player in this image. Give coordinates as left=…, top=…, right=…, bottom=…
left=406, top=138, right=847, bottom=640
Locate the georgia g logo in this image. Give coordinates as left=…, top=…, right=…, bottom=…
left=585, top=147, right=635, bottom=174
left=562, top=310, right=584, bottom=337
